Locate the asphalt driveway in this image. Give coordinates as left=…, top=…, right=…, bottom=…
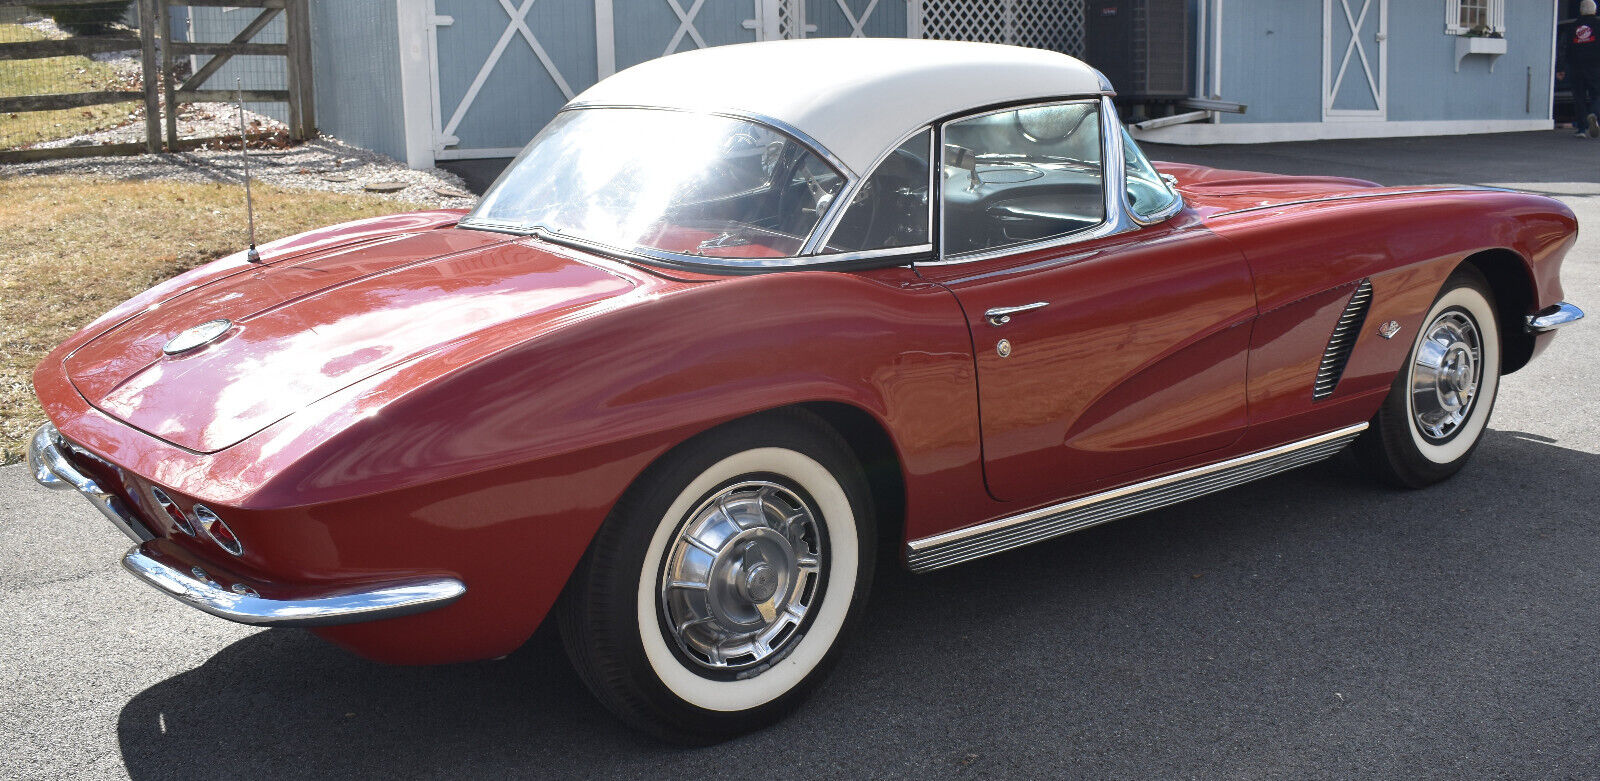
left=3, top=130, right=1597, bottom=780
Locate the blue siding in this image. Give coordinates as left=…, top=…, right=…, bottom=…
left=186, top=6, right=289, bottom=123
left=189, top=2, right=405, bottom=160
left=1210, top=0, right=1555, bottom=124
left=613, top=0, right=756, bottom=70
left=1216, top=0, right=1323, bottom=122
left=808, top=0, right=908, bottom=38
left=434, top=0, right=597, bottom=152
left=310, top=1, right=405, bottom=160
left=1386, top=0, right=1553, bottom=121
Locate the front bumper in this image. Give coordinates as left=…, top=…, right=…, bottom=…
left=29, top=422, right=466, bottom=627
left=29, top=423, right=154, bottom=544
left=1526, top=301, right=1584, bottom=333
left=121, top=547, right=466, bottom=627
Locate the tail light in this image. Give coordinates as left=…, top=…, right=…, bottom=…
left=193, top=505, right=244, bottom=556
left=149, top=487, right=195, bottom=536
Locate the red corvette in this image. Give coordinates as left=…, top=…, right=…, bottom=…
left=30, top=39, right=1582, bottom=741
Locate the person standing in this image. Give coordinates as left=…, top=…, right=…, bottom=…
left=1565, top=0, right=1600, bottom=138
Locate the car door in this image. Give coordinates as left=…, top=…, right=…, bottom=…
left=915, top=99, right=1258, bottom=504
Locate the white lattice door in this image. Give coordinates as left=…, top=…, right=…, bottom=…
left=1323, top=0, right=1387, bottom=119
left=911, top=0, right=1085, bottom=56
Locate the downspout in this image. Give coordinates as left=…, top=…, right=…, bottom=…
left=1212, top=0, right=1223, bottom=100
left=1196, top=0, right=1208, bottom=102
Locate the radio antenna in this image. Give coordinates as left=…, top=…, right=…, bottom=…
left=235, top=80, right=261, bottom=264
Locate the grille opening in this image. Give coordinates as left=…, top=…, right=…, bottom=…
left=1313, top=279, right=1373, bottom=400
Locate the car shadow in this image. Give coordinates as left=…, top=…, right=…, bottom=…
left=116, top=429, right=1600, bottom=779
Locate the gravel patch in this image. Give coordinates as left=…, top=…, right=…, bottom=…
left=3, top=134, right=478, bottom=209
left=5, top=17, right=475, bottom=208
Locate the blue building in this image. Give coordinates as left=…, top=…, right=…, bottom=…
left=1136, top=0, right=1560, bottom=144
left=189, top=1, right=1561, bottom=166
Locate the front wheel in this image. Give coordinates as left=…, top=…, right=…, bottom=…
left=1359, top=266, right=1501, bottom=487
left=559, top=410, right=875, bottom=743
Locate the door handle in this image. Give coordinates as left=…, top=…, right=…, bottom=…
left=984, top=302, right=1049, bottom=326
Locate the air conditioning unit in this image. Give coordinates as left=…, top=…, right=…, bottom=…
left=1083, top=0, right=1190, bottom=100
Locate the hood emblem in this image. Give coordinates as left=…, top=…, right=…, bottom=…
left=163, top=319, right=233, bottom=355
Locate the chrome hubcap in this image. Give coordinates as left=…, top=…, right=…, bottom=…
left=1410, top=310, right=1482, bottom=441
left=660, top=481, right=824, bottom=671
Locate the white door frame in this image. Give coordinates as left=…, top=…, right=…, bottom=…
left=1322, top=0, right=1387, bottom=120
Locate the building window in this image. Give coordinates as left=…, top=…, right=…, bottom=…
left=1446, top=0, right=1505, bottom=35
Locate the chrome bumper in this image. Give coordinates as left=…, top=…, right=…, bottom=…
left=30, top=423, right=467, bottom=627
left=28, top=423, right=154, bottom=544
left=122, top=549, right=466, bottom=627
left=1526, top=302, right=1584, bottom=333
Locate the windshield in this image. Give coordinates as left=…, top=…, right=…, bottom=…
left=464, top=108, right=847, bottom=260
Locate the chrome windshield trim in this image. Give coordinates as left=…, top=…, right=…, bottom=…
left=462, top=103, right=872, bottom=272
left=811, top=243, right=933, bottom=263
left=557, top=102, right=859, bottom=179
left=28, top=423, right=154, bottom=544
left=920, top=96, right=1139, bottom=268
left=806, top=125, right=936, bottom=256
left=1526, top=301, right=1584, bottom=332
left=123, top=547, right=467, bottom=627
left=1120, top=125, right=1186, bottom=226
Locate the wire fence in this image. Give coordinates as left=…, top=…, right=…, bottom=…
left=0, top=0, right=312, bottom=161
left=0, top=3, right=146, bottom=154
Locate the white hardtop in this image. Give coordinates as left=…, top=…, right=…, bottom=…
left=567, top=38, right=1114, bottom=175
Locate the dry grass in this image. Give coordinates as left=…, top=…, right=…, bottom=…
left=0, top=23, right=141, bottom=148
left=0, top=174, right=427, bottom=465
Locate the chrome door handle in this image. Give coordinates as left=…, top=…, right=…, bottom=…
left=984, top=302, right=1049, bottom=326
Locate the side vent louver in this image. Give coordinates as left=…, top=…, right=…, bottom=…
left=1313, top=279, right=1373, bottom=400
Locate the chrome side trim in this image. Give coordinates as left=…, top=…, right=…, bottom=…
left=1313, top=279, right=1374, bottom=400
left=28, top=424, right=154, bottom=544
left=1525, top=301, right=1584, bottom=333
left=1206, top=186, right=1512, bottom=219
left=122, top=548, right=467, bottom=627
left=905, top=423, right=1369, bottom=572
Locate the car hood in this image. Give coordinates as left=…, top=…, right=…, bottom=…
left=1154, top=162, right=1385, bottom=216
left=65, top=228, right=640, bottom=453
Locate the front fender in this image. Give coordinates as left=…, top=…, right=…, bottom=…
left=265, top=264, right=987, bottom=663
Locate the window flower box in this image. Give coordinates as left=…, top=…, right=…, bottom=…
left=1455, top=34, right=1507, bottom=72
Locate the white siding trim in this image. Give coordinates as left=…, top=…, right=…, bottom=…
left=1550, top=0, right=1559, bottom=121
left=1132, top=118, right=1554, bottom=145
left=435, top=146, right=527, bottom=160
left=595, top=0, right=615, bottom=78
left=1211, top=0, right=1222, bottom=98
left=396, top=0, right=437, bottom=169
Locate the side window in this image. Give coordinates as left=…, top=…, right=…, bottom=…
left=826, top=130, right=932, bottom=253
left=940, top=101, right=1104, bottom=256
left=1122, top=129, right=1180, bottom=222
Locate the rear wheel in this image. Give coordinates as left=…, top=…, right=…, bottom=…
left=559, top=410, right=875, bottom=743
left=1359, top=267, right=1501, bottom=487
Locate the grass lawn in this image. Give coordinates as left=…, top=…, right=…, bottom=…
left=0, top=175, right=427, bottom=465
left=1, top=23, right=141, bottom=148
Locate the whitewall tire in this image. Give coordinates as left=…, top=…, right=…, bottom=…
left=1360, top=266, right=1501, bottom=487
left=559, top=410, right=876, bottom=743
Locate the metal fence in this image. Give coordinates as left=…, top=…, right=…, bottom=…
left=0, top=0, right=312, bottom=162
